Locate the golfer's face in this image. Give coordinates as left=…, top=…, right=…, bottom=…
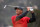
left=16, top=9, right=22, bottom=15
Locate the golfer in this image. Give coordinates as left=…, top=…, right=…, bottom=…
left=11, top=7, right=36, bottom=27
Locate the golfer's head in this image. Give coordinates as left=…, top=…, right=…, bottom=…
left=14, top=7, right=23, bottom=15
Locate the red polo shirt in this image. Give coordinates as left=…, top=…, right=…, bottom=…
left=11, top=15, right=30, bottom=27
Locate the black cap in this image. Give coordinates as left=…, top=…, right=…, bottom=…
left=14, top=7, right=23, bottom=10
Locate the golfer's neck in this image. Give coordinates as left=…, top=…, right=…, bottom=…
left=17, top=13, right=22, bottom=16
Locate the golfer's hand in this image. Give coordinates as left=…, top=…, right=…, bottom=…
left=31, top=11, right=34, bottom=13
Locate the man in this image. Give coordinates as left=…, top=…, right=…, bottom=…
left=11, top=7, right=36, bottom=27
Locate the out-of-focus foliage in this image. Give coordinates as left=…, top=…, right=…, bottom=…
left=26, top=9, right=40, bottom=27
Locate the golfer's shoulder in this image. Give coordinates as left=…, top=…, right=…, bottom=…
left=23, top=16, right=30, bottom=19
left=11, top=15, right=17, bottom=19
left=23, top=17, right=30, bottom=20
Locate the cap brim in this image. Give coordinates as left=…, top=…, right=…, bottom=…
left=14, top=7, right=23, bottom=10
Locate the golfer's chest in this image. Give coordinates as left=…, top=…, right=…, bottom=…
left=15, top=18, right=27, bottom=24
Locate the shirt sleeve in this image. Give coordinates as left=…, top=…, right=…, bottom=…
left=25, top=17, right=30, bottom=23
left=16, top=11, right=29, bottom=21
left=27, top=17, right=30, bottom=23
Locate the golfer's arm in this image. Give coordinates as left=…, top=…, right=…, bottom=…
left=16, top=11, right=29, bottom=21
left=29, top=13, right=36, bottom=23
